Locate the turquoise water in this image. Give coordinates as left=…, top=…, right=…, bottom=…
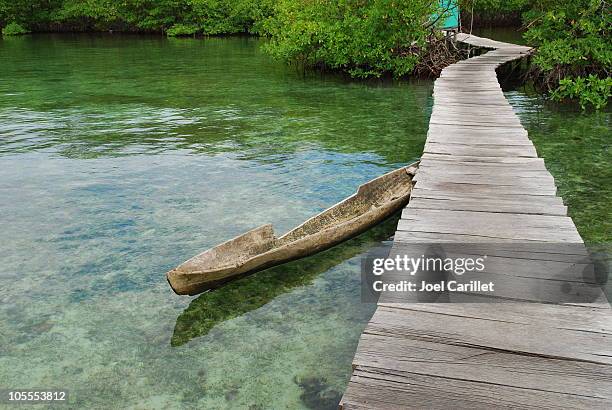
left=0, top=35, right=431, bottom=409
left=506, top=91, right=611, bottom=244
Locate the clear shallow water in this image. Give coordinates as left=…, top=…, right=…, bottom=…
left=506, top=91, right=611, bottom=244
left=0, top=35, right=431, bottom=409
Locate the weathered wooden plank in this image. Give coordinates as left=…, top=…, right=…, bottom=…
left=407, top=194, right=567, bottom=216
left=416, top=163, right=553, bottom=177
left=367, top=306, right=612, bottom=364
left=430, top=107, right=517, bottom=116
left=431, top=106, right=517, bottom=116
left=426, top=137, right=533, bottom=147
left=424, top=142, right=537, bottom=157
left=434, top=90, right=506, bottom=96
left=416, top=163, right=549, bottom=175
left=432, top=96, right=509, bottom=103
left=420, top=152, right=546, bottom=165
left=455, top=33, right=532, bottom=51
left=394, top=230, right=558, bottom=243
left=428, top=124, right=529, bottom=134
left=412, top=181, right=557, bottom=197
left=341, top=367, right=611, bottom=409
left=378, top=303, right=610, bottom=329
left=432, top=97, right=511, bottom=106
left=431, top=104, right=517, bottom=113
left=433, top=93, right=507, bottom=100
left=414, top=165, right=554, bottom=182
left=429, top=119, right=523, bottom=129
left=379, top=250, right=603, bottom=303
left=398, top=209, right=582, bottom=242
left=427, top=124, right=530, bottom=135
left=409, top=190, right=566, bottom=213
left=439, top=73, right=498, bottom=80
left=378, top=274, right=606, bottom=305
left=441, top=68, right=500, bottom=74
left=427, top=136, right=534, bottom=147
left=352, top=335, right=612, bottom=397
left=454, top=61, right=504, bottom=65
left=414, top=169, right=555, bottom=186
left=409, top=181, right=557, bottom=197
left=390, top=240, right=591, bottom=260
left=424, top=143, right=537, bottom=156
left=343, top=301, right=612, bottom=405
left=430, top=113, right=523, bottom=126
left=435, top=78, right=499, bottom=84
left=434, top=83, right=501, bottom=90
left=429, top=120, right=525, bottom=129
left=417, top=161, right=549, bottom=174
left=428, top=124, right=529, bottom=139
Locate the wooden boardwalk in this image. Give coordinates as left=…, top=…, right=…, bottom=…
left=340, top=34, right=611, bottom=409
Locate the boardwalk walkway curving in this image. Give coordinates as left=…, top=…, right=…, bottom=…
left=339, top=34, right=611, bottom=409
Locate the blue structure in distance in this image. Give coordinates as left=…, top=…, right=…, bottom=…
left=437, top=0, right=460, bottom=30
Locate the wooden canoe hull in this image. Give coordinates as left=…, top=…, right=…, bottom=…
left=167, top=162, right=417, bottom=295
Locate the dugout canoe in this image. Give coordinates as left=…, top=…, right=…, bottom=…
left=166, top=161, right=418, bottom=295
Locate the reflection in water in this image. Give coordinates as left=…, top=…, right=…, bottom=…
left=0, top=35, right=431, bottom=408
left=0, top=35, right=432, bottom=165
left=172, top=216, right=398, bottom=347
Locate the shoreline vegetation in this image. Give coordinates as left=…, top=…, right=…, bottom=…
left=1, top=0, right=609, bottom=108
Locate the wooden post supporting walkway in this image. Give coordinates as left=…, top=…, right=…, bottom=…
left=340, top=34, right=612, bottom=409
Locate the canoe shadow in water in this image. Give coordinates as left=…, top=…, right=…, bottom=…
left=170, top=214, right=399, bottom=347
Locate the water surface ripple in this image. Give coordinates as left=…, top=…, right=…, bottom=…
left=0, top=34, right=431, bottom=409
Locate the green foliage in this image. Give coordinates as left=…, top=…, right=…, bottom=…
left=551, top=75, right=612, bottom=110
left=524, top=0, right=611, bottom=109
left=458, top=0, right=532, bottom=27
left=54, top=0, right=119, bottom=22
left=0, top=0, right=61, bottom=31
left=166, top=23, right=199, bottom=37
left=2, top=21, right=30, bottom=35
left=262, top=0, right=441, bottom=78
left=232, top=0, right=276, bottom=34
left=0, top=0, right=274, bottom=34
left=459, top=0, right=530, bottom=18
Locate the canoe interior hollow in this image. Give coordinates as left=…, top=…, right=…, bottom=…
left=167, top=163, right=417, bottom=295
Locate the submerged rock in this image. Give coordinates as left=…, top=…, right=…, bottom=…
left=295, top=376, right=342, bottom=410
